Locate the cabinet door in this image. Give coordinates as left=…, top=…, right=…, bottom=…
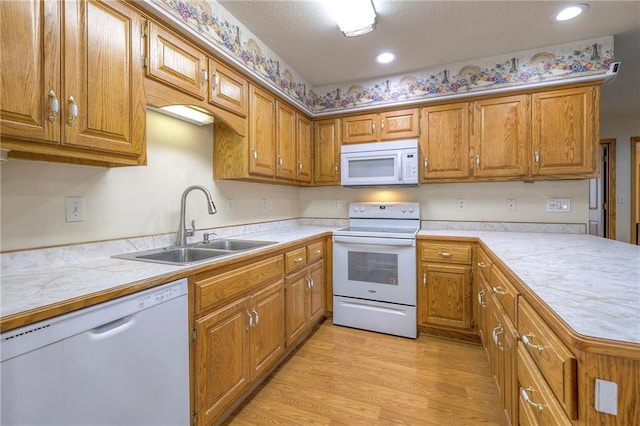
left=208, top=59, right=247, bottom=117
left=147, top=21, right=207, bottom=100
left=342, top=113, right=378, bottom=144
left=472, top=95, right=529, bottom=177
left=195, top=297, right=250, bottom=425
left=419, top=263, right=472, bottom=330
left=249, top=85, right=276, bottom=177
left=276, top=102, right=296, bottom=181
left=380, top=109, right=419, bottom=140
left=531, top=86, right=597, bottom=176
left=308, top=261, right=325, bottom=323
left=249, top=280, right=284, bottom=380
left=313, top=118, right=341, bottom=184
left=63, top=0, right=145, bottom=156
left=0, top=0, right=60, bottom=145
left=285, top=271, right=309, bottom=347
left=420, top=103, right=471, bottom=180
left=296, top=115, right=312, bottom=183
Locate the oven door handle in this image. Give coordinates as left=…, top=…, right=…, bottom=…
left=333, top=235, right=416, bottom=247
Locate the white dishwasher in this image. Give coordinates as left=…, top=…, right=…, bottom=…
left=0, top=278, right=190, bottom=426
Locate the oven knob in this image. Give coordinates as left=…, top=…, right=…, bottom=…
left=408, top=206, right=414, bottom=213
left=401, top=206, right=407, bottom=213
left=353, top=206, right=358, bottom=213
left=359, top=206, right=365, bottom=212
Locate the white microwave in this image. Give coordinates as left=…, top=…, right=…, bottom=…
left=341, top=139, right=419, bottom=187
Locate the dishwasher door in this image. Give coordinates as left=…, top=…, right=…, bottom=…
left=1, top=279, right=190, bottom=426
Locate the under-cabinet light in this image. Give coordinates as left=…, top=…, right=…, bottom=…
left=148, top=105, right=214, bottom=126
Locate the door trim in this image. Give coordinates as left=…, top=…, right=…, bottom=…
left=631, top=137, right=640, bottom=245
left=600, top=139, right=617, bottom=239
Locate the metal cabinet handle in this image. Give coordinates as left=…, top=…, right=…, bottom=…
left=535, top=151, right=540, bottom=164
left=298, top=161, right=303, bottom=170
left=305, top=276, right=312, bottom=288
left=201, top=69, right=208, bottom=87
left=67, top=96, right=78, bottom=126
left=477, top=289, right=486, bottom=307
left=492, top=325, right=504, bottom=350
left=478, top=261, right=487, bottom=268
left=278, top=156, right=283, bottom=166
left=334, top=163, right=339, bottom=174
left=313, top=249, right=322, bottom=255
left=252, top=150, right=258, bottom=160
left=372, top=122, right=375, bottom=133
left=476, top=155, right=480, bottom=166
left=422, top=273, right=427, bottom=286
left=48, top=90, right=59, bottom=123
left=310, top=277, right=314, bottom=287
left=522, top=333, right=544, bottom=352
left=492, top=286, right=508, bottom=296
left=381, top=121, right=384, bottom=131
left=521, top=387, right=545, bottom=411
left=424, top=158, right=428, bottom=170
left=252, top=309, right=259, bottom=326
left=246, top=311, right=253, bottom=329
left=439, top=252, right=452, bottom=258
left=211, top=72, right=219, bottom=91
left=294, top=257, right=304, bottom=263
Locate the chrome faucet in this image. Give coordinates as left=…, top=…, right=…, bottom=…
left=176, top=185, right=217, bottom=246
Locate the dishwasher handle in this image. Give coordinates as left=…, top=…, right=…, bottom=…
left=89, top=315, right=135, bottom=339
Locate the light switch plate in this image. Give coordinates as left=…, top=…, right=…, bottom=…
left=595, top=378, right=618, bottom=415
left=546, top=198, right=571, bottom=213
left=65, top=196, right=85, bottom=222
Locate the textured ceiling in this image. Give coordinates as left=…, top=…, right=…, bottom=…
left=219, top=0, right=640, bottom=117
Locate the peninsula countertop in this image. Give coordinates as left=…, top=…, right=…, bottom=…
left=418, top=230, right=640, bottom=345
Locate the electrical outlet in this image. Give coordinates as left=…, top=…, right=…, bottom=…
left=261, top=198, right=267, bottom=212
left=226, top=199, right=234, bottom=213
left=333, top=200, right=343, bottom=210
left=506, top=199, right=516, bottom=212
left=546, top=198, right=571, bottom=212
left=457, top=198, right=466, bottom=211
left=65, top=196, right=85, bottom=222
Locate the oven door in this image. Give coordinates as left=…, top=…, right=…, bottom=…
left=332, top=235, right=416, bottom=305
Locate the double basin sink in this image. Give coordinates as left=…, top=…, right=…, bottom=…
left=113, top=239, right=277, bottom=266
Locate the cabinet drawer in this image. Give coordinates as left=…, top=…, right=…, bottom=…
left=518, top=298, right=577, bottom=419
left=420, top=242, right=472, bottom=264
left=285, top=247, right=307, bottom=273
left=195, top=256, right=283, bottom=313
left=476, top=247, right=492, bottom=281
left=517, top=343, right=572, bottom=426
left=490, top=266, right=518, bottom=323
left=306, top=241, right=324, bottom=263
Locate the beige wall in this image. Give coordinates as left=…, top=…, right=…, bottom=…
left=0, top=110, right=300, bottom=251
left=600, top=113, right=640, bottom=243
left=2, top=109, right=600, bottom=252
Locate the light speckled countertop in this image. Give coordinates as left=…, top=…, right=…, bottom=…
left=419, top=230, right=640, bottom=345
left=2, top=219, right=639, bottom=346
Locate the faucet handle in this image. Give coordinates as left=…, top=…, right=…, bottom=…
left=186, top=219, right=196, bottom=237
left=203, top=232, right=217, bottom=243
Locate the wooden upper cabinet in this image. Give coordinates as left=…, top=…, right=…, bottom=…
left=276, top=101, right=296, bottom=181
left=420, top=102, right=471, bottom=180
left=208, top=59, right=248, bottom=117
left=313, top=118, right=341, bottom=185
left=146, top=21, right=207, bottom=100
left=63, top=0, right=145, bottom=156
left=471, top=95, right=529, bottom=178
left=531, top=85, right=598, bottom=177
left=249, top=85, right=276, bottom=177
left=1, top=0, right=145, bottom=164
left=342, top=109, right=419, bottom=143
left=296, top=115, right=312, bottom=183
left=1, top=0, right=60, bottom=145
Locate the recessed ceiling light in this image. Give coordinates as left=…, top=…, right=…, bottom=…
left=555, top=3, right=588, bottom=21
left=376, top=52, right=396, bottom=64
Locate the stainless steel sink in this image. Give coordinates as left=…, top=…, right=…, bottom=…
left=190, top=239, right=276, bottom=251
left=113, top=239, right=277, bottom=265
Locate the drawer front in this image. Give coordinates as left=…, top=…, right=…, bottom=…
left=490, top=266, right=518, bottom=323
left=285, top=247, right=307, bottom=273
left=476, top=247, right=492, bottom=281
left=518, top=298, right=577, bottom=419
left=195, top=256, right=283, bottom=313
left=420, top=242, right=472, bottom=264
left=517, top=343, right=572, bottom=426
left=306, top=241, right=324, bottom=263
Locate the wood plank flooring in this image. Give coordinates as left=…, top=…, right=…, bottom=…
left=223, top=321, right=507, bottom=425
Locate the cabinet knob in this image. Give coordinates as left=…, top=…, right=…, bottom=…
left=48, top=90, right=59, bottom=123
left=67, top=96, right=78, bottom=126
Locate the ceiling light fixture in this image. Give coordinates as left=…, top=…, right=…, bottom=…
left=376, top=52, right=396, bottom=64
left=325, top=0, right=376, bottom=37
left=555, top=3, right=588, bottom=21
left=148, top=105, right=214, bottom=126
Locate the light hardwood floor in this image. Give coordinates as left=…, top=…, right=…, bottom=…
left=223, top=320, right=507, bottom=425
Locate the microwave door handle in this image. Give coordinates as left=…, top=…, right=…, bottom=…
left=333, top=235, right=415, bottom=246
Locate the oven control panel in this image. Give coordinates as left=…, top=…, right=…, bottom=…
left=349, top=202, right=420, bottom=219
